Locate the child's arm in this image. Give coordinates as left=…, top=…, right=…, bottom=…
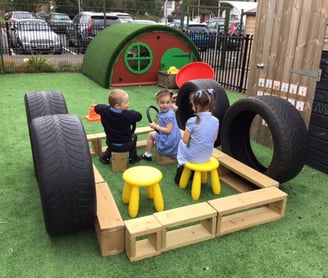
left=150, top=122, right=173, bottom=134
left=171, top=103, right=178, bottom=112
left=128, top=110, right=142, bottom=123
left=182, top=129, right=191, bottom=146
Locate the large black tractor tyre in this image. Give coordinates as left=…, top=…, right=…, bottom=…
left=25, top=90, right=68, bottom=125
left=221, top=95, right=308, bottom=183
left=25, top=91, right=68, bottom=179
left=175, top=79, right=230, bottom=147
left=30, top=114, right=96, bottom=236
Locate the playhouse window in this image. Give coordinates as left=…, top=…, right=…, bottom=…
left=125, top=42, right=153, bottom=74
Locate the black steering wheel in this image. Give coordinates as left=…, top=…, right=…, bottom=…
left=146, top=105, right=159, bottom=133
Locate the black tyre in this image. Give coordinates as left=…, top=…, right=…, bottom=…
left=25, top=91, right=68, bottom=179
left=175, top=79, right=230, bottom=147
left=30, top=114, right=96, bottom=236
left=221, top=95, right=308, bottom=183
left=25, top=90, right=68, bottom=125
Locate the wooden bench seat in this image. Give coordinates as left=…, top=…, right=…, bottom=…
left=212, top=148, right=279, bottom=192
left=124, top=215, right=162, bottom=262
left=153, top=202, right=217, bottom=252
left=95, top=181, right=125, bottom=256
left=208, top=186, right=287, bottom=236
left=87, top=126, right=152, bottom=156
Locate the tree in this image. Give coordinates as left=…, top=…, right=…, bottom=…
left=125, top=0, right=162, bottom=17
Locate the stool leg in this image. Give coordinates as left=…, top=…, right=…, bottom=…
left=201, top=172, right=208, bottom=183
left=122, top=183, right=131, bottom=203
left=129, top=186, right=140, bottom=218
left=191, top=171, right=202, bottom=200
left=152, top=184, right=164, bottom=212
left=179, top=167, right=191, bottom=188
left=146, top=186, right=154, bottom=199
left=210, top=170, right=221, bottom=195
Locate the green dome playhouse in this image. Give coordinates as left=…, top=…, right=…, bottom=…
left=82, top=23, right=201, bottom=88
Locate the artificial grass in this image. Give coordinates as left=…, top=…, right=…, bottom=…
left=0, top=73, right=327, bottom=277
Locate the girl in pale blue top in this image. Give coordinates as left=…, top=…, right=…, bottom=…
left=142, top=89, right=181, bottom=160
left=175, top=89, right=219, bottom=183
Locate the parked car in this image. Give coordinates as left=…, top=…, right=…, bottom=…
left=130, top=19, right=157, bottom=25
left=159, top=15, right=180, bottom=25
left=35, top=11, right=49, bottom=20
left=46, top=12, right=72, bottom=34
left=206, top=18, right=243, bottom=50
left=108, top=12, right=133, bottom=23
left=183, top=23, right=211, bottom=51
left=4, top=11, right=34, bottom=27
left=66, top=12, right=121, bottom=53
left=207, top=17, right=243, bottom=36
left=8, top=19, right=62, bottom=54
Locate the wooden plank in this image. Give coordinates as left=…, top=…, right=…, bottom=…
left=154, top=202, right=217, bottom=227
left=218, top=206, right=284, bottom=235
left=154, top=202, right=217, bottom=251
left=125, top=215, right=162, bottom=237
left=95, top=182, right=125, bottom=256
left=212, top=149, right=279, bottom=189
left=87, top=126, right=153, bottom=155
left=86, top=134, right=99, bottom=156
left=208, top=187, right=287, bottom=236
left=96, top=182, right=123, bottom=230
left=136, top=139, right=147, bottom=148
left=208, top=186, right=287, bottom=214
left=124, top=215, right=162, bottom=261
left=155, top=151, right=177, bottom=165
left=93, top=126, right=153, bottom=142
left=93, top=164, right=104, bottom=184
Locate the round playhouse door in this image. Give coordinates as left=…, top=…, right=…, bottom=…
left=160, top=48, right=194, bottom=72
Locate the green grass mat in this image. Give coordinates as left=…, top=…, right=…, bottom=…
left=0, top=73, right=327, bottom=277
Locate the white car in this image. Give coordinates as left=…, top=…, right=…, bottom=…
left=8, top=19, right=63, bottom=54
left=108, top=12, right=133, bottom=23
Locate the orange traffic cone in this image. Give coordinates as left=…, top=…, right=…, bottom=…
left=84, top=104, right=101, bottom=122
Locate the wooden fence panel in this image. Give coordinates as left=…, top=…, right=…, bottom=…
left=246, top=0, right=328, bottom=148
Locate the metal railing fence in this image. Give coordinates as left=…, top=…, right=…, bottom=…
left=0, top=22, right=253, bottom=93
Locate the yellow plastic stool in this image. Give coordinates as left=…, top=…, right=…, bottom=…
left=179, top=157, right=221, bottom=200
left=122, top=166, right=164, bottom=218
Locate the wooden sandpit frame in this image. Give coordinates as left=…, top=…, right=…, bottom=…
left=87, top=127, right=288, bottom=262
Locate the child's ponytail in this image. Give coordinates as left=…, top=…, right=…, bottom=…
left=190, top=89, right=216, bottom=124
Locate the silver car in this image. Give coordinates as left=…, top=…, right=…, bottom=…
left=8, top=19, right=62, bottom=54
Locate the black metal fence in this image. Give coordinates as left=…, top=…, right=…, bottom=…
left=0, top=22, right=253, bottom=93
left=198, top=34, right=254, bottom=93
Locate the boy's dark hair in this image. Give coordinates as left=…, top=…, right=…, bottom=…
left=190, top=88, right=216, bottom=124
left=108, top=89, right=127, bottom=107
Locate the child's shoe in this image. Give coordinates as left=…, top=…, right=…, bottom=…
left=141, top=154, right=152, bottom=161
left=99, top=156, right=110, bottom=164
left=129, top=155, right=141, bottom=164
left=174, top=165, right=184, bottom=184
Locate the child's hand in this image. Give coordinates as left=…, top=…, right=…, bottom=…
left=150, top=122, right=157, bottom=129
left=171, top=103, right=178, bottom=112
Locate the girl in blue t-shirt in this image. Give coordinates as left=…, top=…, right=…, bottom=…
left=175, top=88, right=219, bottom=184
left=142, top=89, right=181, bottom=160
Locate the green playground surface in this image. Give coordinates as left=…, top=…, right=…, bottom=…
left=0, top=73, right=327, bottom=277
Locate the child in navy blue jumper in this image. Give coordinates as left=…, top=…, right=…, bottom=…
left=95, top=89, right=142, bottom=164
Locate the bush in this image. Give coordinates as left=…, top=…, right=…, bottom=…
left=57, top=61, right=82, bottom=72
left=1, top=56, right=82, bottom=73
left=24, top=56, right=57, bottom=72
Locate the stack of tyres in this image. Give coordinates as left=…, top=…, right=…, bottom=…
left=25, top=91, right=96, bottom=236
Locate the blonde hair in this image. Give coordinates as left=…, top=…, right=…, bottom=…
left=108, top=89, right=128, bottom=107
left=190, top=89, right=215, bottom=124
